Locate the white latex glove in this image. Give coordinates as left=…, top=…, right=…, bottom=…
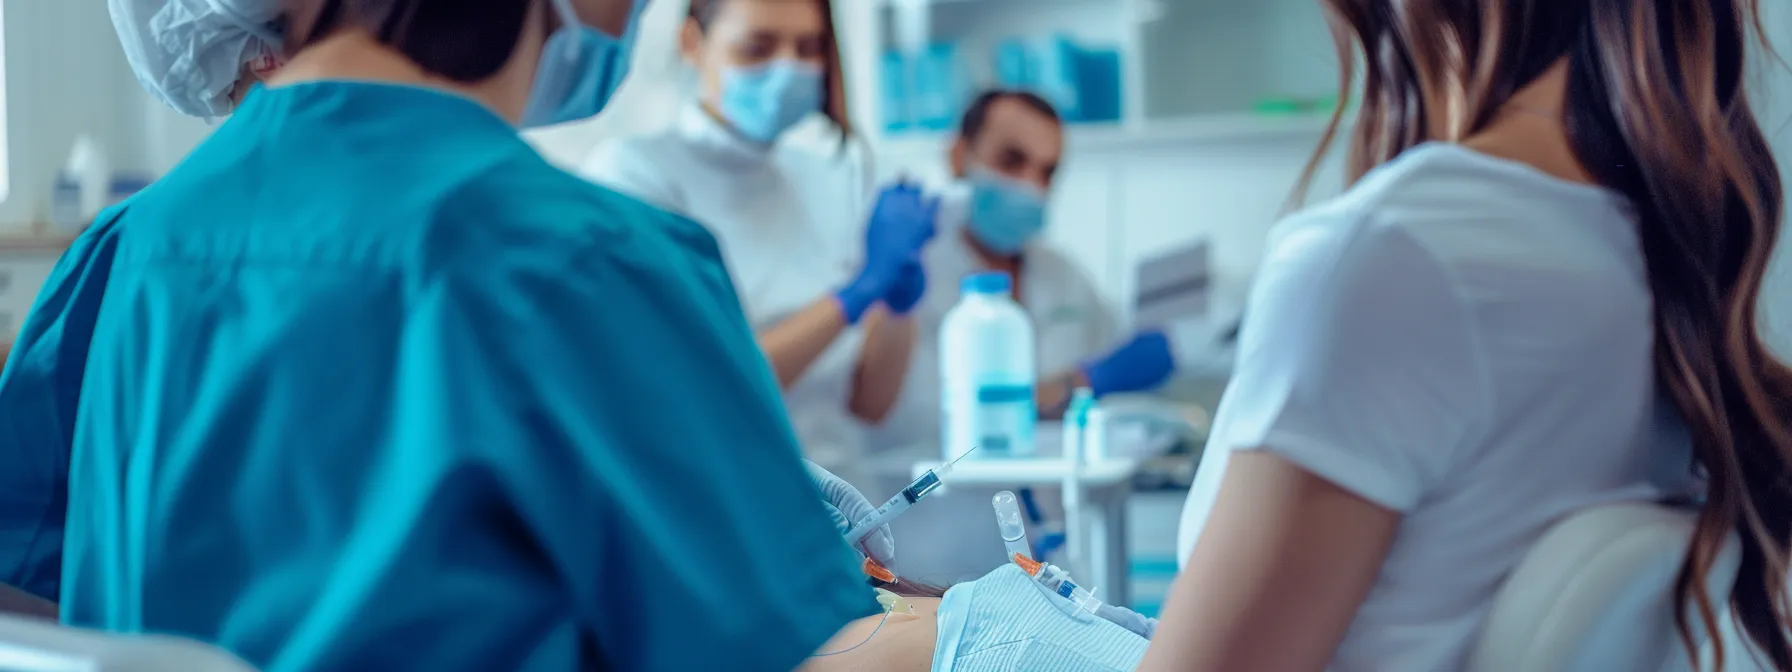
left=805, top=461, right=897, bottom=568
left=1095, top=602, right=1158, bottom=639
left=1035, top=564, right=1157, bottom=639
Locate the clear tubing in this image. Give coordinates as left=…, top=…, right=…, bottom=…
left=993, top=490, right=1032, bottom=560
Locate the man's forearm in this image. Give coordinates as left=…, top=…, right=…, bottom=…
left=1036, top=368, right=1089, bottom=420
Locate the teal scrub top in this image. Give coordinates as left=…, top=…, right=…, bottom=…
left=0, top=82, right=875, bottom=670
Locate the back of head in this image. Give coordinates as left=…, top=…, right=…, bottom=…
left=287, top=0, right=535, bottom=83
left=949, top=89, right=1064, bottom=191
left=1303, top=1, right=1792, bottom=669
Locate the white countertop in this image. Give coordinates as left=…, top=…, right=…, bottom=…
left=912, top=456, right=1142, bottom=487
left=0, top=233, right=76, bottom=254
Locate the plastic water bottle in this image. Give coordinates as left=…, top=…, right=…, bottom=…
left=68, top=135, right=112, bottom=220
left=940, top=272, right=1036, bottom=460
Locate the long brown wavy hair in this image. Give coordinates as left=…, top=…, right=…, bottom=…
left=1300, top=1, right=1792, bottom=669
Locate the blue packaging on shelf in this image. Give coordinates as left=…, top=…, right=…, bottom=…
left=1003, top=35, right=1123, bottom=124
left=1076, top=46, right=1123, bottom=123
left=913, top=42, right=968, bottom=132
left=881, top=49, right=913, bottom=133
left=994, top=39, right=1034, bottom=89
left=1032, top=36, right=1081, bottom=121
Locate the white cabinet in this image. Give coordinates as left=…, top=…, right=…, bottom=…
left=854, top=0, right=1342, bottom=148
left=1136, top=0, right=1336, bottom=119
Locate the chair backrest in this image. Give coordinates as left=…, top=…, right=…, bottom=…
left=0, top=615, right=258, bottom=672
left=1469, top=502, right=1743, bottom=672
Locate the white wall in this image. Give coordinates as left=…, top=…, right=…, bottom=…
left=140, top=93, right=215, bottom=176
left=124, top=0, right=698, bottom=174
left=0, top=0, right=151, bottom=230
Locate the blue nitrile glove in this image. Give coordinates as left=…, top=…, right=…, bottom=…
left=883, top=261, right=927, bottom=315
left=806, top=460, right=897, bottom=568
left=837, top=183, right=938, bottom=324
left=1080, top=330, right=1177, bottom=397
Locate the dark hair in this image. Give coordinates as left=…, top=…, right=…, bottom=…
left=880, top=579, right=948, bottom=600
left=0, top=582, right=56, bottom=620
left=290, top=0, right=534, bottom=82
left=687, top=0, right=851, bottom=137
left=957, top=89, right=1061, bottom=142
left=1304, top=1, right=1791, bottom=669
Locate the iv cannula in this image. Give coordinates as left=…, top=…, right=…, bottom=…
left=846, top=446, right=979, bottom=546
left=992, top=491, right=1032, bottom=561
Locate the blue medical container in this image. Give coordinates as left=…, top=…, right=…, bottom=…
left=1074, top=46, right=1123, bottom=123
left=881, top=50, right=913, bottom=134
left=986, top=35, right=1124, bottom=124
left=914, top=42, right=970, bottom=131
left=994, top=40, right=1035, bottom=89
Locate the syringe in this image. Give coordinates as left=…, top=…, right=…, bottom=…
left=1011, top=552, right=1157, bottom=638
left=992, top=491, right=1032, bottom=561
left=1039, top=563, right=1103, bottom=613
left=1009, top=553, right=1103, bottom=614
left=847, top=446, right=978, bottom=546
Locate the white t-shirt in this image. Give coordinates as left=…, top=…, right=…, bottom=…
left=580, top=106, right=876, bottom=486
left=1177, top=143, right=1681, bottom=671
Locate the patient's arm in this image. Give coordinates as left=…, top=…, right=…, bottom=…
left=1138, top=452, right=1398, bottom=672
left=799, top=597, right=942, bottom=672
left=0, top=582, right=57, bottom=620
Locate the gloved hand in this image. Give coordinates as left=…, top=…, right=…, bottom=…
left=805, top=461, right=897, bottom=568
left=837, top=183, right=937, bottom=324
left=882, top=261, right=927, bottom=316
left=1080, top=330, right=1176, bottom=397
left=1094, top=602, right=1158, bottom=640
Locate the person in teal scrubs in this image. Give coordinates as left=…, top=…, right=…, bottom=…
left=0, top=0, right=881, bottom=669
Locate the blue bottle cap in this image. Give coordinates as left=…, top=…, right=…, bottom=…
left=961, top=272, right=1012, bottom=295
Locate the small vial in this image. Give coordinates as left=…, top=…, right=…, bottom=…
left=992, top=491, right=1032, bottom=560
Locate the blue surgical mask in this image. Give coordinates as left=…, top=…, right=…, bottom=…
left=717, top=60, right=825, bottom=143
left=521, top=0, right=647, bottom=129
left=966, top=168, right=1048, bottom=256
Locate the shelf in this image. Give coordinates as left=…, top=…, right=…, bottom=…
left=0, top=233, right=78, bottom=254
left=873, top=112, right=1339, bottom=156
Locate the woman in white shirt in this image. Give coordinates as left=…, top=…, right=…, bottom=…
left=1142, top=1, right=1792, bottom=670
left=582, top=0, right=936, bottom=494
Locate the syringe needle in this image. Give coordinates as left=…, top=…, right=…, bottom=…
left=948, top=445, right=979, bottom=466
